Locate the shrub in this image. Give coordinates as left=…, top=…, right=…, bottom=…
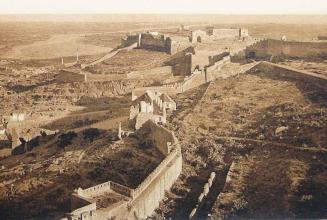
left=82, top=128, right=100, bottom=142
left=58, top=131, right=77, bottom=148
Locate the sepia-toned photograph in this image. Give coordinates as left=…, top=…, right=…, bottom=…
left=0, top=0, right=326, bottom=219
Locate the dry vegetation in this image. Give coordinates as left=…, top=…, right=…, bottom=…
left=158, top=69, right=327, bottom=219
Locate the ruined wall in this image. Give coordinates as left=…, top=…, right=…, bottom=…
left=245, top=39, right=327, bottom=60
left=164, top=47, right=195, bottom=76
left=139, top=120, right=177, bottom=156
left=140, top=33, right=169, bottom=53
left=170, top=38, right=192, bottom=55
left=121, top=34, right=140, bottom=47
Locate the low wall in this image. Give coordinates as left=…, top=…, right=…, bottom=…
left=81, top=180, right=134, bottom=199
left=182, top=71, right=206, bottom=91
left=82, top=181, right=112, bottom=197
left=110, top=181, right=134, bottom=198
left=250, top=61, right=327, bottom=88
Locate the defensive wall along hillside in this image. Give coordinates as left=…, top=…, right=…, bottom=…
left=232, top=39, right=327, bottom=60
left=67, top=120, right=182, bottom=220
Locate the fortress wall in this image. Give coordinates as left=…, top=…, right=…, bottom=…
left=130, top=147, right=182, bottom=219
left=182, top=71, right=206, bottom=91
left=145, top=120, right=177, bottom=156
left=170, top=39, right=192, bottom=55
left=140, top=33, right=168, bottom=53
left=191, top=30, right=208, bottom=43
left=121, top=34, right=140, bottom=47
left=206, top=56, right=231, bottom=81
left=245, top=39, right=327, bottom=59
left=267, top=39, right=327, bottom=58
left=165, top=46, right=195, bottom=76
left=171, top=53, right=193, bottom=76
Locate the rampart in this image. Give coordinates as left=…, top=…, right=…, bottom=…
left=121, top=34, right=141, bottom=47
left=164, top=46, right=195, bottom=76
left=244, top=39, right=327, bottom=60
left=129, top=145, right=182, bottom=219
left=139, top=33, right=172, bottom=54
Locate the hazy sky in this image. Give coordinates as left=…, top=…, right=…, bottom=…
left=0, top=0, right=327, bottom=14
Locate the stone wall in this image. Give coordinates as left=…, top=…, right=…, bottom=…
left=190, top=30, right=208, bottom=43
left=170, top=38, right=192, bottom=55
left=208, top=52, right=230, bottom=66
left=181, top=70, right=206, bottom=91
left=164, top=46, right=195, bottom=76
left=139, top=33, right=171, bottom=54
left=206, top=56, right=231, bottom=81
left=121, top=34, right=140, bottom=47
left=245, top=39, right=327, bottom=60
left=249, top=61, right=327, bottom=90
left=129, top=146, right=182, bottom=219
left=139, top=120, right=177, bottom=156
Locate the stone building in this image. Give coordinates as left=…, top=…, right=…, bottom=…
left=129, top=90, right=176, bottom=129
